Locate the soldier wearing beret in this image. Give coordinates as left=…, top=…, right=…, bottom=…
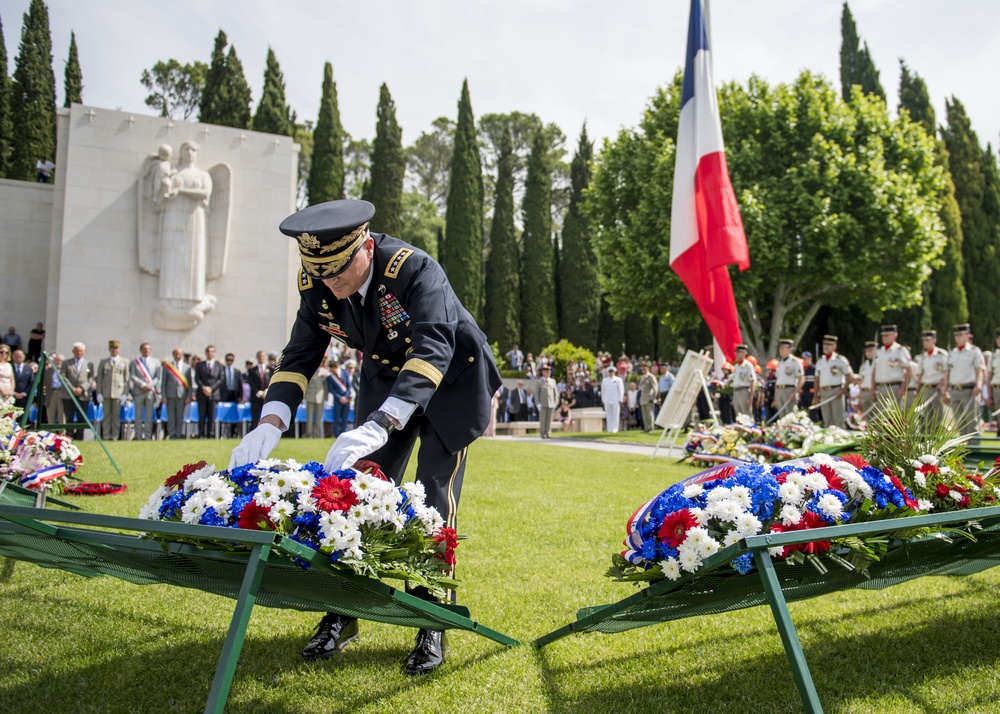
left=771, top=339, right=803, bottom=419
left=230, top=199, right=500, bottom=675
left=812, top=335, right=852, bottom=428
left=914, top=329, right=948, bottom=424
left=871, top=325, right=912, bottom=409
left=946, top=323, right=984, bottom=436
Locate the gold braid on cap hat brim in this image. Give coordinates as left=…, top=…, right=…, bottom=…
left=299, top=224, right=368, bottom=277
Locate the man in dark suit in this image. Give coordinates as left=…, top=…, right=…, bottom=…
left=230, top=199, right=500, bottom=675
left=507, top=380, right=529, bottom=421
left=11, top=350, right=34, bottom=410
left=219, top=352, right=243, bottom=437
left=244, top=350, right=272, bottom=430
left=60, top=342, right=95, bottom=440
left=194, top=345, right=224, bottom=438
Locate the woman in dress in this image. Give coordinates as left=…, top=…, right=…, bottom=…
left=0, top=345, right=13, bottom=399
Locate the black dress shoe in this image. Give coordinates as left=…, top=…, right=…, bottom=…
left=301, top=613, right=359, bottom=660
left=404, top=629, right=445, bottom=675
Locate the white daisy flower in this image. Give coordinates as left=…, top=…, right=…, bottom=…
left=401, top=481, right=426, bottom=501
left=677, top=546, right=703, bottom=573
left=917, top=499, right=934, bottom=511
left=920, top=454, right=939, bottom=465
left=778, top=482, right=804, bottom=506
left=390, top=512, right=408, bottom=532
left=257, top=458, right=281, bottom=469
left=734, top=512, right=763, bottom=537
left=910, top=460, right=924, bottom=469
left=913, top=472, right=927, bottom=487
left=682, top=483, right=704, bottom=499
left=253, top=484, right=280, bottom=508
left=723, top=531, right=743, bottom=547
left=689, top=507, right=710, bottom=526
left=180, top=493, right=209, bottom=524
left=660, top=557, right=682, bottom=580
left=768, top=545, right=785, bottom=557
left=816, top=494, right=844, bottom=519
left=779, top=504, right=803, bottom=526
left=729, top=485, right=752, bottom=509
left=949, top=490, right=964, bottom=502
left=269, top=500, right=293, bottom=521
left=705, top=486, right=732, bottom=503
left=296, top=491, right=318, bottom=513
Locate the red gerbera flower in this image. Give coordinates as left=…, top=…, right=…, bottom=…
left=352, top=459, right=389, bottom=481
left=657, top=509, right=699, bottom=549
left=312, top=475, right=358, bottom=512
left=237, top=502, right=273, bottom=531
left=840, top=453, right=870, bottom=470
left=165, top=461, right=208, bottom=489
left=816, top=464, right=845, bottom=492
left=768, top=511, right=830, bottom=557
left=432, top=526, right=459, bottom=566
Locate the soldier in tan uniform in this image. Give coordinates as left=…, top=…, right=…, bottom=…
left=772, top=339, right=803, bottom=419
left=871, top=325, right=912, bottom=411
left=914, top=329, right=948, bottom=423
left=731, top=344, right=756, bottom=418
left=96, top=339, right=130, bottom=440
left=855, top=341, right=877, bottom=417
left=986, top=328, right=1000, bottom=415
left=946, top=323, right=984, bottom=436
left=812, top=335, right=852, bottom=428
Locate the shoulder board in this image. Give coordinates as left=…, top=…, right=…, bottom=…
left=384, top=248, right=414, bottom=279
left=298, top=268, right=314, bottom=292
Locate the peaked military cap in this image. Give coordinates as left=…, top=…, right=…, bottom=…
left=778, top=338, right=794, bottom=347
left=921, top=330, right=937, bottom=339
left=880, top=324, right=897, bottom=334
left=279, top=199, right=376, bottom=279
left=864, top=340, right=877, bottom=348
left=734, top=344, right=748, bottom=352
left=108, top=339, right=120, bottom=349
left=953, top=323, right=971, bottom=334
left=822, top=334, right=838, bottom=343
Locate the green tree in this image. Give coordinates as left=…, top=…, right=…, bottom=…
left=62, top=30, right=82, bottom=107
left=140, top=59, right=206, bottom=119
left=365, top=83, right=405, bottom=236
left=9, top=0, right=56, bottom=181
left=306, top=62, right=344, bottom=205
left=0, top=15, right=12, bottom=177
left=343, top=133, right=370, bottom=199
left=558, top=124, right=599, bottom=349
left=294, top=120, right=313, bottom=208
left=407, top=116, right=454, bottom=212
left=443, top=80, right=484, bottom=321
left=942, top=98, right=1000, bottom=339
left=484, top=124, right=519, bottom=348
left=520, top=129, right=557, bottom=351
left=399, top=191, right=442, bottom=260
left=587, top=71, right=946, bottom=359
left=839, top=3, right=885, bottom=102
left=252, top=48, right=293, bottom=137
left=898, top=61, right=967, bottom=333
left=198, top=30, right=251, bottom=129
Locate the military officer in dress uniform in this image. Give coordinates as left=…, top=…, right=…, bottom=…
left=96, top=339, right=130, bottom=440
left=229, top=199, right=500, bottom=675
left=986, top=328, right=1000, bottom=415
left=946, top=323, right=984, bottom=436
left=871, top=325, right=912, bottom=411
left=772, top=339, right=803, bottom=419
left=855, top=341, right=877, bottom=418
left=812, top=335, right=852, bottom=428
left=914, top=329, right=949, bottom=424
left=731, top=344, right=756, bottom=418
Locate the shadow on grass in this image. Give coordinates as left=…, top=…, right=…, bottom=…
left=536, top=603, right=1000, bottom=714
left=0, top=556, right=15, bottom=583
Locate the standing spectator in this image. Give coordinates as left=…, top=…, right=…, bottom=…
left=505, top=345, right=524, bottom=371
left=625, top=382, right=639, bottom=429
left=535, top=364, right=558, bottom=439
left=495, top=382, right=509, bottom=423
left=557, top=389, right=576, bottom=432
left=43, top=353, right=65, bottom=426
left=800, top=351, right=817, bottom=420
left=26, top=323, right=45, bottom=362
left=11, top=349, right=34, bottom=409
left=220, top=353, right=243, bottom=437
left=130, top=342, right=162, bottom=441
left=327, top=361, right=352, bottom=436
left=96, top=340, right=130, bottom=440
left=61, top=342, right=94, bottom=440
left=305, top=359, right=331, bottom=438
left=638, top=363, right=658, bottom=432
left=601, top=367, right=625, bottom=433
left=657, top=363, right=675, bottom=407
left=162, top=347, right=192, bottom=439
left=35, top=156, right=55, bottom=182
left=0, top=345, right=11, bottom=399
left=194, top=345, right=225, bottom=438
left=524, top=353, right=537, bottom=379
left=245, top=351, right=272, bottom=430
left=508, top=380, right=529, bottom=421
left=2, top=326, right=21, bottom=352
left=616, top=353, right=631, bottom=378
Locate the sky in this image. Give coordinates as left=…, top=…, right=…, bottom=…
left=2, top=0, right=999, bottom=155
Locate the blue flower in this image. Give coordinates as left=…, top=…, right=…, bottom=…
left=158, top=491, right=184, bottom=519
left=640, top=538, right=660, bottom=560
left=293, top=512, right=320, bottom=530
left=231, top=494, right=253, bottom=517
left=199, top=507, right=226, bottom=527
left=731, top=552, right=754, bottom=575
left=302, top=460, right=325, bottom=476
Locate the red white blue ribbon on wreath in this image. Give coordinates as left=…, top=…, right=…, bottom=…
left=21, top=464, right=67, bottom=489
left=6, top=428, right=25, bottom=452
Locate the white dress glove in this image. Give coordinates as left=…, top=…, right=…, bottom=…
left=228, top=423, right=282, bottom=470
left=323, top=421, right=389, bottom=474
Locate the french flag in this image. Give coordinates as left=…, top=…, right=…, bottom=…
left=670, top=0, right=750, bottom=362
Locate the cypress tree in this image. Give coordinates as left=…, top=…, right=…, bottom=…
left=62, top=30, right=82, bottom=107
left=443, top=79, right=484, bottom=321
left=839, top=3, right=884, bottom=101
left=9, top=0, right=56, bottom=181
left=484, top=125, right=519, bottom=347
left=366, top=83, right=405, bottom=236
left=0, top=15, right=12, bottom=177
left=558, top=124, right=599, bottom=348
left=898, top=61, right=967, bottom=331
left=252, top=48, right=292, bottom=136
left=519, top=129, right=557, bottom=351
left=942, top=98, right=1000, bottom=338
left=221, top=46, right=251, bottom=129
left=306, top=62, right=344, bottom=204
left=198, top=30, right=228, bottom=125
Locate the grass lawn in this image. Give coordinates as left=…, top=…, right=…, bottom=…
left=2, top=437, right=1000, bottom=713
left=557, top=430, right=673, bottom=446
